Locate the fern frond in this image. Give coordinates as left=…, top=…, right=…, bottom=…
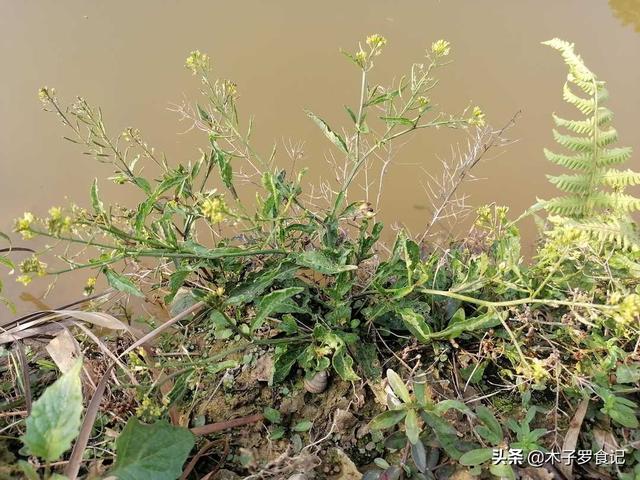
left=597, top=147, right=632, bottom=167
left=543, top=38, right=639, bottom=233
left=552, top=128, right=617, bottom=152
left=562, top=84, right=596, bottom=115
left=601, top=169, right=640, bottom=189
left=547, top=173, right=590, bottom=194
left=564, top=216, right=640, bottom=250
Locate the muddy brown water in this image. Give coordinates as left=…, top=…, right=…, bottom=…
left=1, top=1, right=640, bottom=316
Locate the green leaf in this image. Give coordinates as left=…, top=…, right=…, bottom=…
left=272, top=344, right=303, bottom=383
left=305, top=110, right=349, bottom=154
left=475, top=406, right=503, bottom=444
left=387, top=369, right=412, bottom=403
left=397, top=308, right=432, bottom=343
left=428, top=309, right=504, bottom=340
left=292, top=420, right=313, bottom=432
left=434, top=400, right=472, bottom=416
left=251, top=287, right=304, bottom=332
left=103, top=268, right=144, bottom=297
left=380, top=116, right=415, bottom=126
left=489, top=463, right=515, bottom=480
left=405, top=408, right=420, bottom=444
left=369, top=409, right=407, bottom=430
left=165, top=270, right=190, bottom=303
left=616, top=364, right=640, bottom=384
left=21, top=360, right=83, bottom=462
left=263, top=407, right=282, bottom=424
left=109, top=418, right=195, bottom=480
left=294, top=250, right=357, bottom=275
left=90, top=178, right=104, bottom=214
left=459, top=448, right=493, bottom=466
left=332, top=346, right=360, bottom=381
left=411, top=440, right=427, bottom=473
left=225, top=262, right=298, bottom=306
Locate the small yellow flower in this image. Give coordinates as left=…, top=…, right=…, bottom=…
left=469, top=106, right=486, bottom=127
left=367, top=33, right=387, bottom=50
left=17, top=275, right=32, bottom=286
left=15, top=212, right=35, bottom=239
left=431, top=39, right=451, bottom=57
left=185, top=50, right=210, bottom=75
left=84, top=277, right=97, bottom=296
left=38, top=86, right=55, bottom=103
left=355, top=50, right=367, bottom=68
left=200, top=196, right=227, bottom=224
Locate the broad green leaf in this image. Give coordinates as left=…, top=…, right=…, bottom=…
left=459, top=448, right=493, bottom=466
left=405, top=408, right=420, bottom=444
left=397, top=308, right=432, bottom=343
left=165, top=270, right=190, bottom=303
left=305, top=110, right=349, bottom=154
left=21, top=360, right=83, bottom=461
left=225, top=263, right=298, bottom=306
left=387, top=369, right=411, bottom=403
left=616, top=364, right=640, bottom=384
left=434, top=399, right=472, bottom=416
left=476, top=406, right=503, bottom=444
left=294, top=250, right=357, bottom=275
left=272, top=344, right=303, bottom=383
left=109, top=418, right=195, bottom=480
left=369, top=409, right=407, bottom=430
left=251, top=287, right=304, bottom=332
left=332, top=346, right=360, bottom=381
left=292, top=420, right=313, bottom=432
left=411, top=440, right=427, bottom=473
left=489, top=463, right=515, bottom=480
left=103, top=268, right=144, bottom=297
left=263, top=407, right=282, bottom=424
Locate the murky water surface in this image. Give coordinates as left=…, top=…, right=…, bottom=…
left=2, top=1, right=640, bottom=315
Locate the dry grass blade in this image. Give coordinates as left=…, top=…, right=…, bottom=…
left=557, top=398, right=589, bottom=480
left=64, top=364, right=113, bottom=480
left=119, top=300, right=206, bottom=358
left=13, top=342, right=32, bottom=415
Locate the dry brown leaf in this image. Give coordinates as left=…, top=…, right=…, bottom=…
left=46, top=328, right=81, bottom=373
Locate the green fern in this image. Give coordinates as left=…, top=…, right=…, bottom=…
left=541, top=38, right=640, bottom=246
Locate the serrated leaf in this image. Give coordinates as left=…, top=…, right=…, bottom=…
left=103, top=268, right=144, bottom=297
left=397, top=308, right=432, bottom=343
left=21, top=360, right=83, bottom=461
left=305, top=110, right=349, bottom=154
left=294, top=250, right=357, bottom=275
left=109, top=418, right=194, bottom=480
left=332, top=346, right=360, bottom=381
left=251, top=287, right=304, bottom=332
left=369, top=409, right=407, bottom=430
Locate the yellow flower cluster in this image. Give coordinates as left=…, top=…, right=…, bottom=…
left=47, top=206, right=72, bottom=236
left=185, top=50, right=210, bottom=75
left=431, top=39, right=451, bottom=57
left=468, top=106, right=486, bottom=127
left=38, top=86, right=55, bottom=103
left=15, top=212, right=34, bottom=239
left=17, top=255, right=47, bottom=285
left=366, top=34, right=387, bottom=50
left=84, top=277, right=97, bottom=296
left=201, top=196, right=227, bottom=224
